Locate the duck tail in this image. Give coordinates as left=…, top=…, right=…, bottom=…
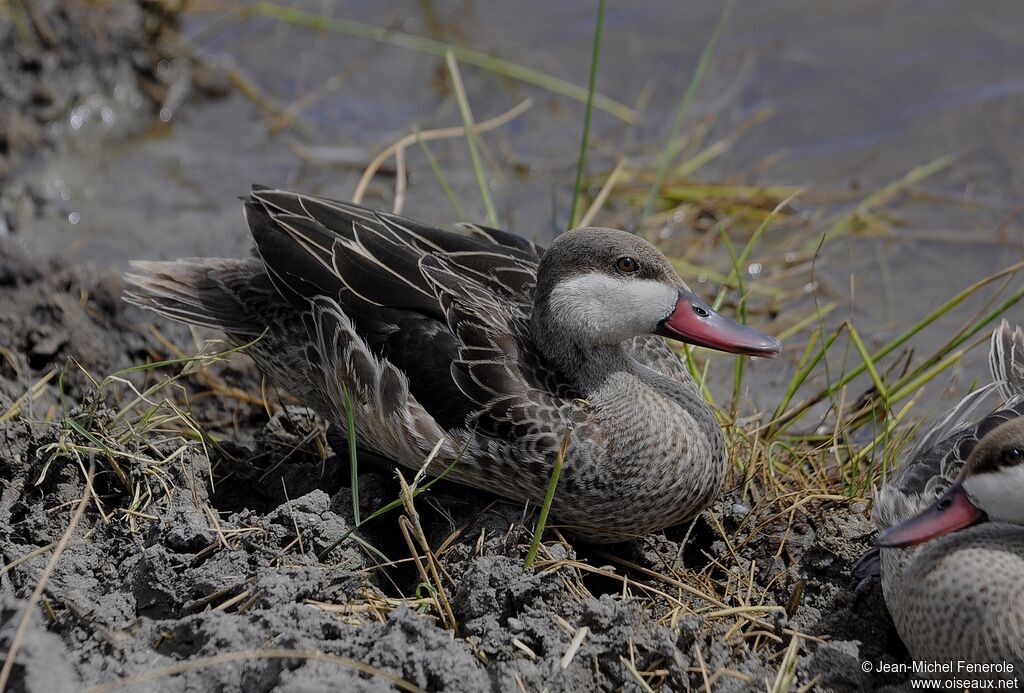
left=123, top=258, right=268, bottom=337
left=989, top=319, right=1024, bottom=400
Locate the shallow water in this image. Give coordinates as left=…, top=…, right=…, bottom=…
left=11, top=0, right=1024, bottom=396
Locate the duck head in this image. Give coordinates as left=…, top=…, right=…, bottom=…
left=878, top=416, right=1024, bottom=547
left=531, top=227, right=781, bottom=358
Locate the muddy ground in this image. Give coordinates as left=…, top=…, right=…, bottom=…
left=0, top=3, right=913, bottom=692
left=0, top=248, right=907, bottom=692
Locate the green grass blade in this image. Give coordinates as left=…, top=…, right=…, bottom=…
left=250, top=2, right=638, bottom=123
left=525, top=427, right=572, bottom=569
left=637, top=0, right=733, bottom=230
left=350, top=531, right=390, bottom=564
left=712, top=191, right=799, bottom=312
left=847, top=322, right=889, bottom=412
left=715, top=227, right=747, bottom=411
left=414, top=129, right=467, bottom=222
left=567, top=0, right=606, bottom=229
left=776, top=261, right=1024, bottom=429
left=341, top=383, right=360, bottom=526
left=446, top=51, right=498, bottom=227
left=886, top=286, right=1024, bottom=401
left=769, top=324, right=845, bottom=430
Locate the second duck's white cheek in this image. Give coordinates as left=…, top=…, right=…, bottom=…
left=964, top=468, right=1024, bottom=522
left=548, top=274, right=677, bottom=344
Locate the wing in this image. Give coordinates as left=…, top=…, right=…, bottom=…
left=458, top=221, right=546, bottom=258
left=419, top=252, right=582, bottom=458
left=300, top=296, right=457, bottom=467
left=875, top=389, right=1016, bottom=528
left=245, top=188, right=553, bottom=432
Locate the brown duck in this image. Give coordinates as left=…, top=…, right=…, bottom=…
left=125, top=188, right=780, bottom=542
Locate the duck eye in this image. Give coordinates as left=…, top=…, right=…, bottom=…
left=615, top=257, right=639, bottom=273
left=692, top=305, right=709, bottom=318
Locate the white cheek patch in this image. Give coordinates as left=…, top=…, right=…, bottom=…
left=547, top=274, right=677, bottom=344
left=964, top=466, right=1024, bottom=522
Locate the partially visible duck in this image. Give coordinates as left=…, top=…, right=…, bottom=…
left=125, top=188, right=780, bottom=543
left=871, top=321, right=1024, bottom=674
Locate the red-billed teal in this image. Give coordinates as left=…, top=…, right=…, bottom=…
left=125, top=187, right=781, bottom=542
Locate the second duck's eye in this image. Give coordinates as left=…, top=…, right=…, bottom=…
left=1004, top=447, right=1024, bottom=465
left=615, top=256, right=639, bottom=273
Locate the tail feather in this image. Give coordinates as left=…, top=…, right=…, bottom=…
left=123, top=258, right=269, bottom=336
left=990, top=319, right=1024, bottom=400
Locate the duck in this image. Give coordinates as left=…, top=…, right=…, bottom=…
left=870, top=320, right=1024, bottom=676
left=124, top=187, right=780, bottom=543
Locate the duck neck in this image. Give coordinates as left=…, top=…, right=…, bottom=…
left=559, top=343, right=634, bottom=394
left=531, top=313, right=718, bottom=434
left=530, top=310, right=622, bottom=392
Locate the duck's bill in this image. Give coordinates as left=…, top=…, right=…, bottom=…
left=876, top=482, right=985, bottom=548
left=657, top=289, right=781, bottom=358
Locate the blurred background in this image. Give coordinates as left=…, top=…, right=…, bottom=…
left=3, top=0, right=1024, bottom=392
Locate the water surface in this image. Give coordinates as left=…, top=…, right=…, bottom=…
left=14, top=0, right=1024, bottom=399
